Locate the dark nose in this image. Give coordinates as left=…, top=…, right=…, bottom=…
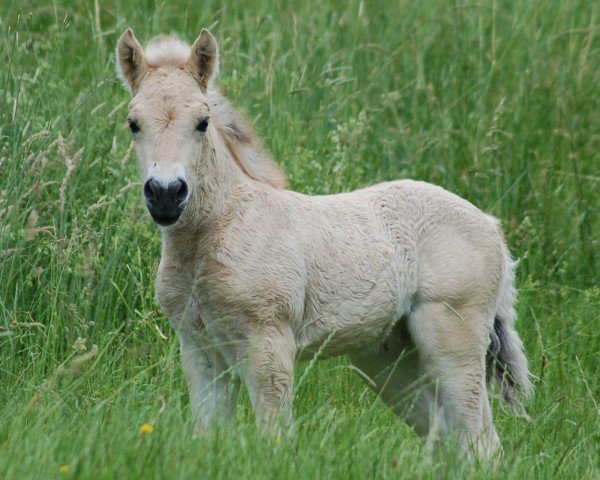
left=143, top=177, right=188, bottom=226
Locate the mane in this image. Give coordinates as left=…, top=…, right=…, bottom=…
left=145, top=35, right=193, bottom=71
left=207, top=90, right=286, bottom=189
left=144, top=36, right=286, bottom=189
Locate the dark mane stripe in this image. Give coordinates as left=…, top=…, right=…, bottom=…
left=208, top=89, right=286, bottom=189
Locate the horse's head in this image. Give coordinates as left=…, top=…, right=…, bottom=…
left=116, top=29, right=218, bottom=227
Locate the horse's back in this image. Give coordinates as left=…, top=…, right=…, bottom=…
left=272, top=178, right=507, bottom=311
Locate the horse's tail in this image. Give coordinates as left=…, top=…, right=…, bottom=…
left=486, top=240, right=533, bottom=415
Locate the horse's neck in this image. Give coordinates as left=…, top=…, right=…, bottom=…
left=195, top=127, right=252, bottom=214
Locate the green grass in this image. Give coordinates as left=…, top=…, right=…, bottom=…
left=1, top=0, right=598, bottom=478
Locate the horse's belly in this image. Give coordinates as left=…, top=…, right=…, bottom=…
left=296, top=306, right=402, bottom=359
left=296, top=275, right=409, bottom=359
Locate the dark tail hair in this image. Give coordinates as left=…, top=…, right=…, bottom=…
left=486, top=240, right=533, bottom=414
left=486, top=315, right=532, bottom=411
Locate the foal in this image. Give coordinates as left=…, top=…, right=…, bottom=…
left=116, top=28, right=531, bottom=459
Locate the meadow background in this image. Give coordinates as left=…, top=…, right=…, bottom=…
left=0, top=0, right=598, bottom=478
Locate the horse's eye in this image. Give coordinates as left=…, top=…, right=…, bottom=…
left=196, top=117, right=209, bottom=133
left=128, top=118, right=140, bottom=134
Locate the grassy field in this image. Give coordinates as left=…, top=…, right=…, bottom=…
left=1, top=0, right=598, bottom=478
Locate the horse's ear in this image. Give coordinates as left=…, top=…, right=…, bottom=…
left=116, top=28, right=147, bottom=94
left=188, top=29, right=219, bottom=91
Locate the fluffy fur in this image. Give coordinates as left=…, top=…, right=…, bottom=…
left=116, top=28, right=532, bottom=460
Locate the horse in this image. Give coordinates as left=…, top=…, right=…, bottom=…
left=115, top=27, right=532, bottom=459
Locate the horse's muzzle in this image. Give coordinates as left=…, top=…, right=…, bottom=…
left=143, top=177, right=188, bottom=226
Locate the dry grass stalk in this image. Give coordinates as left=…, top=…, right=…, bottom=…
left=58, top=145, right=84, bottom=214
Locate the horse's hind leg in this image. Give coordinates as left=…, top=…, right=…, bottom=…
left=349, top=320, right=447, bottom=439
left=407, top=301, right=501, bottom=459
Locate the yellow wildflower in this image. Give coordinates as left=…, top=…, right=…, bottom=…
left=274, top=436, right=280, bottom=445
left=58, top=464, right=70, bottom=474
left=139, top=422, right=155, bottom=435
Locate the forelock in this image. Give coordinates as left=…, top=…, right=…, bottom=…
left=144, top=35, right=191, bottom=71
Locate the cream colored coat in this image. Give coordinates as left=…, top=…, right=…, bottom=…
left=116, top=28, right=532, bottom=459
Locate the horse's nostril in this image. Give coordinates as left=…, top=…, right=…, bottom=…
left=175, top=179, right=188, bottom=204
left=144, top=178, right=158, bottom=204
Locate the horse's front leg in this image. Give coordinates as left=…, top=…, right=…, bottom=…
left=179, top=330, right=240, bottom=436
left=241, top=323, right=296, bottom=437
